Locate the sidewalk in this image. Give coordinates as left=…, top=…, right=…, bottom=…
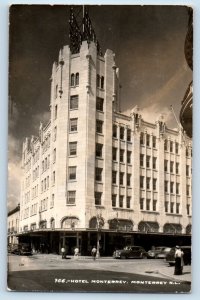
left=34, top=253, right=192, bottom=282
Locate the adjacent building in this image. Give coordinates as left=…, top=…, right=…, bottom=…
left=17, top=8, right=192, bottom=255
left=7, top=204, right=20, bottom=246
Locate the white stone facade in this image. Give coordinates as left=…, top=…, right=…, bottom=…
left=19, top=42, right=192, bottom=238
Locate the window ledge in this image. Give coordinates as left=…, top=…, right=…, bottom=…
left=66, top=204, right=76, bottom=206
left=112, top=207, right=133, bottom=212
left=69, top=155, right=77, bottom=158
left=166, top=213, right=182, bottom=216
left=141, top=210, right=159, bottom=214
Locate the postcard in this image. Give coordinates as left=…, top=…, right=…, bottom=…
left=7, top=4, right=192, bottom=293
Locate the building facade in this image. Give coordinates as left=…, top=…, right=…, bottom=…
left=7, top=204, right=20, bottom=245
left=18, top=10, right=192, bottom=256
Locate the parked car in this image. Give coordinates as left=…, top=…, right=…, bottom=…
left=147, top=247, right=171, bottom=259
left=166, top=246, right=191, bottom=266
left=11, top=243, right=32, bottom=256
left=113, top=246, right=148, bottom=259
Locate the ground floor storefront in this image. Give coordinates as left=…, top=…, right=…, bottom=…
left=17, top=229, right=191, bottom=256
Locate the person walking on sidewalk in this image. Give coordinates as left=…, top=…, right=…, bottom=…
left=91, top=246, right=97, bottom=260
left=61, top=246, right=66, bottom=259
left=174, top=246, right=184, bottom=275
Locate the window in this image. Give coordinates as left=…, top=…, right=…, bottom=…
left=113, top=124, right=117, bottom=138
left=146, top=156, right=150, bottom=168
left=153, top=157, right=157, bottom=169
left=101, top=76, right=104, bottom=89
left=112, top=195, right=116, bottom=207
left=140, top=132, right=144, bottom=145
left=140, top=198, right=144, bottom=210
left=146, top=177, right=151, bottom=189
left=165, top=201, right=169, bottom=212
left=95, top=168, right=103, bottom=181
left=140, top=176, right=144, bottom=189
left=127, top=129, right=131, bottom=142
left=186, top=204, right=190, bottom=215
left=51, top=194, right=54, bottom=208
left=164, top=160, right=168, bottom=172
left=176, top=183, right=180, bottom=194
left=164, top=140, right=168, bottom=151
left=96, top=74, right=100, bottom=88
left=67, top=191, right=76, bottom=204
left=52, top=171, right=55, bottom=185
left=186, top=147, right=189, bottom=157
left=112, top=147, right=117, bottom=161
left=146, top=134, right=150, bottom=147
left=153, top=178, right=157, bottom=191
left=69, top=166, right=76, bottom=180
left=186, top=185, right=190, bottom=196
left=96, top=97, right=104, bottom=111
left=140, top=154, right=144, bottom=167
left=120, top=127, right=124, bottom=140
left=53, top=148, right=56, bottom=163
left=170, top=141, right=173, bottom=152
left=165, top=180, right=168, bottom=193
left=96, top=143, right=103, bottom=158
left=127, top=174, right=131, bottom=186
left=186, top=165, right=190, bottom=176
left=120, top=149, right=124, bottom=163
left=47, top=176, right=49, bottom=189
left=170, top=202, right=174, bottom=213
left=153, top=200, right=157, bottom=211
left=120, top=172, right=124, bottom=185
left=127, top=151, right=131, bottom=164
left=96, top=120, right=103, bottom=134
left=69, top=142, right=77, bottom=156
left=176, top=162, right=179, bottom=174
left=70, top=95, right=78, bottom=109
left=153, top=136, right=156, bottom=148
left=175, top=142, right=179, bottom=154
left=95, top=192, right=102, bottom=205
left=119, top=196, right=123, bottom=208
left=54, top=105, right=57, bottom=120
left=112, top=171, right=117, bottom=184
left=71, top=74, right=75, bottom=86
left=176, top=203, right=180, bottom=214
left=126, top=197, right=131, bottom=209
left=55, top=84, right=58, bottom=98
left=170, top=161, right=174, bottom=173
left=53, top=126, right=57, bottom=141
left=146, top=199, right=150, bottom=210
left=75, top=73, right=79, bottom=86
left=170, top=182, right=174, bottom=194
left=70, top=118, right=78, bottom=132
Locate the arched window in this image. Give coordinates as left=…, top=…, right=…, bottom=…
left=138, top=221, right=159, bottom=233
left=75, top=73, right=79, bottom=86
left=101, top=76, right=104, bottom=89
left=71, top=73, right=75, bottom=86
left=50, top=218, right=55, bottom=229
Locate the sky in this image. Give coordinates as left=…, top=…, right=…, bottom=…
left=8, top=4, right=192, bottom=210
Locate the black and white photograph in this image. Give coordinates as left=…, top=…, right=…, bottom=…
left=7, top=4, right=192, bottom=293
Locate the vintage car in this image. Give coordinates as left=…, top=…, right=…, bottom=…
left=147, top=247, right=171, bottom=259
left=165, top=246, right=191, bottom=266
left=11, top=243, right=32, bottom=256
left=113, top=246, right=148, bottom=259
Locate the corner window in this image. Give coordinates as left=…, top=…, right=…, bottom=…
left=67, top=191, right=76, bottom=205
left=69, top=166, right=76, bottom=180
left=96, top=97, right=104, bottom=111
left=70, top=118, right=78, bottom=132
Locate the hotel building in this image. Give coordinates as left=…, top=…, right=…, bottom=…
left=18, top=9, right=192, bottom=255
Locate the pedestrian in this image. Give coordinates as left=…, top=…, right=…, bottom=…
left=61, top=246, right=66, bottom=259
left=74, top=247, right=79, bottom=259
left=91, top=246, right=97, bottom=260
left=174, top=245, right=184, bottom=275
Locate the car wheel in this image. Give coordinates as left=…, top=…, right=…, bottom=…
left=142, top=254, right=147, bottom=259
left=120, top=255, right=126, bottom=259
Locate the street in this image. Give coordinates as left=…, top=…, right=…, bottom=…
left=7, top=254, right=191, bottom=293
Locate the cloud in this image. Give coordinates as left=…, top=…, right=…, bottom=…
left=7, top=134, right=22, bottom=211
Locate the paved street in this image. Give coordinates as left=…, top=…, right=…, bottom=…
left=7, top=254, right=191, bottom=293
